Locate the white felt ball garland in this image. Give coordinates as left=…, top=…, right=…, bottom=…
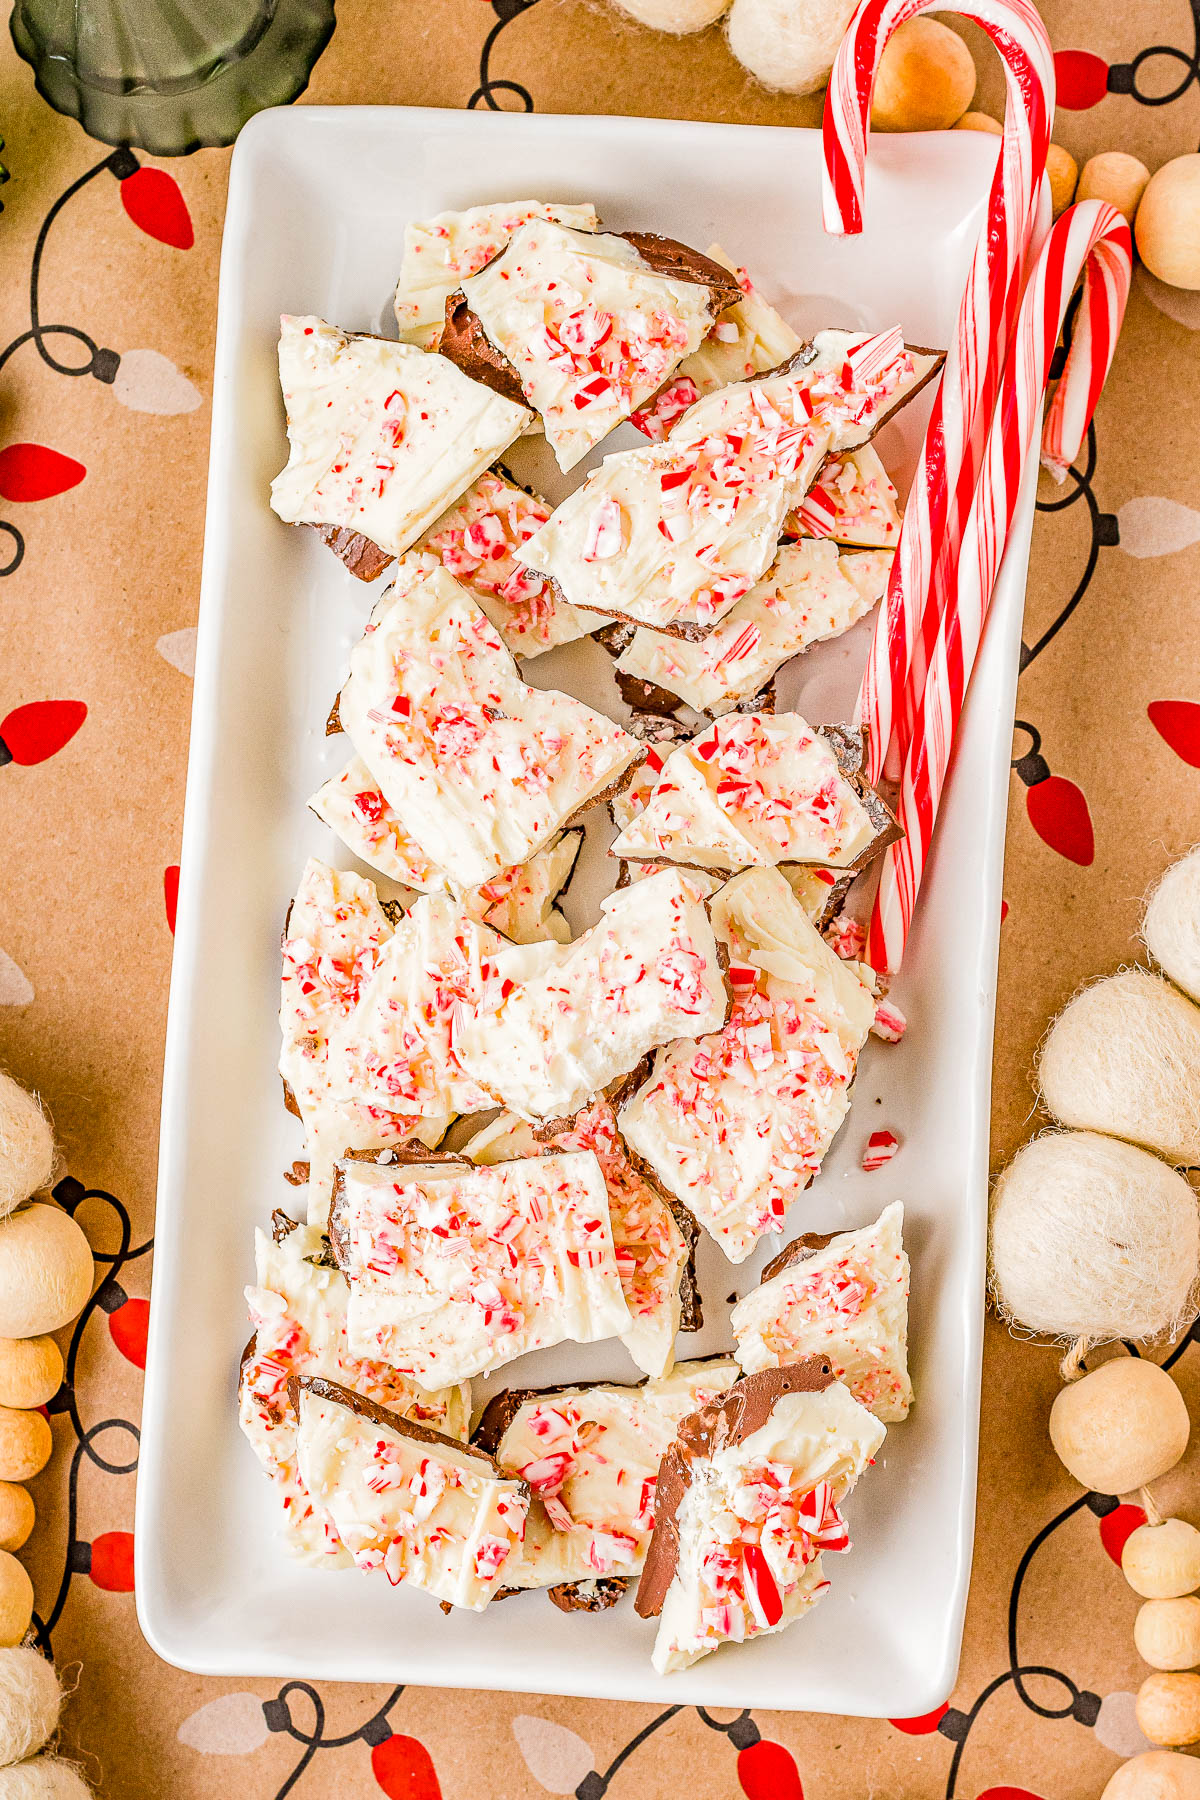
left=1144, top=847, right=1200, bottom=1005
left=0, top=1085, right=52, bottom=1226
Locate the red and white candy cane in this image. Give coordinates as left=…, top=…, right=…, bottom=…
left=868, top=199, right=1133, bottom=972
left=823, top=0, right=1054, bottom=786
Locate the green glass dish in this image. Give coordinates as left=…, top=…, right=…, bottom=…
left=10, top=0, right=338, bottom=155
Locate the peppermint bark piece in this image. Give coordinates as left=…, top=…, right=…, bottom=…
left=338, top=556, right=638, bottom=888
left=614, top=543, right=891, bottom=718
left=477, top=1359, right=742, bottom=1595
left=322, top=893, right=501, bottom=1176
left=238, top=1217, right=469, bottom=1565
left=620, top=868, right=876, bottom=1263
left=293, top=1375, right=529, bottom=1608
left=279, top=859, right=422, bottom=1219
left=328, top=1151, right=631, bottom=1385
left=417, top=469, right=598, bottom=659
left=393, top=201, right=601, bottom=348
left=785, top=443, right=903, bottom=548
left=731, top=1202, right=912, bottom=1422
left=609, top=713, right=899, bottom=874
left=463, top=1097, right=696, bottom=1378
left=635, top=1359, right=885, bottom=1672
left=442, top=220, right=742, bottom=471
left=453, top=868, right=729, bottom=1122
left=269, top=318, right=531, bottom=577
left=308, top=760, right=580, bottom=943
left=517, top=328, right=940, bottom=636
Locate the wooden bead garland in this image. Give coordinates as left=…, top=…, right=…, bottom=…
left=1123, top=1520, right=1200, bottom=1600
left=1048, top=1358, right=1190, bottom=1495
left=1136, top=1598, right=1200, bottom=1673
left=1136, top=1672, right=1200, bottom=1747
left=868, top=17, right=975, bottom=132
left=1136, top=156, right=1200, bottom=291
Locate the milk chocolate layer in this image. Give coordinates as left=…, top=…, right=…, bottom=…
left=548, top=1577, right=628, bottom=1613
left=634, top=1356, right=835, bottom=1620
left=311, top=523, right=394, bottom=584
left=292, top=1372, right=504, bottom=1471
left=759, top=1228, right=838, bottom=1285
left=615, top=669, right=682, bottom=718
left=618, top=234, right=743, bottom=314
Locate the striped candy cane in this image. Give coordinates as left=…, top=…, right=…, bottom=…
left=823, top=0, right=1054, bottom=786
left=868, top=199, right=1133, bottom=971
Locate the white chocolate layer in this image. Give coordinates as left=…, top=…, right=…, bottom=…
left=731, top=1202, right=912, bottom=1422
left=296, top=1388, right=528, bottom=1609
left=339, top=556, right=637, bottom=888
left=280, top=859, right=411, bottom=1216
left=786, top=444, right=902, bottom=549
left=519, top=328, right=935, bottom=632
left=394, top=201, right=600, bottom=347
left=651, top=1379, right=885, bottom=1672
left=239, top=1222, right=469, bottom=1565
left=492, top=1360, right=741, bottom=1589
left=418, top=469, right=597, bottom=658
left=675, top=248, right=803, bottom=396
left=615, top=543, right=890, bottom=716
left=334, top=1152, right=631, bottom=1385
left=610, top=713, right=880, bottom=873
left=460, top=220, right=718, bottom=470
left=464, top=1098, right=689, bottom=1379
left=620, top=869, right=875, bottom=1262
left=454, top=868, right=730, bottom=1122
left=270, top=317, right=530, bottom=556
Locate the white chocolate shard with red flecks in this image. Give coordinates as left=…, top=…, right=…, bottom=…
left=393, top=201, right=601, bottom=349
left=280, top=859, right=435, bottom=1222
left=331, top=1152, right=631, bottom=1385
left=463, top=1098, right=689, bottom=1379
left=338, top=556, right=638, bottom=889
left=614, top=543, right=891, bottom=717
left=238, top=1220, right=470, bottom=1566
left=785, top=444, right=902, bottom=549
left=458, top=220, right=721, bottom=471
left=673, top=248, right=804, bottom=398
left=453, top=867, right=730, bottom=1123
left=644, top=1375, right=885, bottom=1673
left=482, top=1359, right=742, bottom=1590
left=294, top=1381, right=529, bottom=1609
left=323, top=893, right=500, bottom=1172
left=620, top=868, right=876, bottom=1263
left=417, top=469, right=600, bottom=658
left=518, top=328, right=938, bottom=635
left=610, top=712, right=889, bottom=874
left=308, top=760, right=580, bottom=945
left=269, top=317, right=531, bottom=558
left=731, top=1202, right=912, bottom=1422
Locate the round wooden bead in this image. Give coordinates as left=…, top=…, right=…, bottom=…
left=0, top=1207, right=93, bottom=1340
left=0, top=1487, right=33, bottom=1557
left=952, top=111, right=1001, bottom=135
left=1125, top=1521, right=1200, bottom=1600
left=1136, top=155, right=1200, bottom=290
left=1102, top=1751, right=1200, bottom=1800
left=0, top=1555, right=33, bottom=1650
left=0, top=1341, right=62, bottom=1414
left=1047, top=144, right=1079, bottom=220
left=1136, top=1672, right=1200, bottom=1746
left=1078, top=151, right=1152, bottom=226
left=1048, top=1358, right=1191, bottom=1495
left=0, top=1412, right=50, bottom=1487
left=1136, top=1598, right=1200, bottom=1672
left=869, top=18, right=976, bottom=133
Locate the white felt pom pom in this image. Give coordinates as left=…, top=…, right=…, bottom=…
left=611, top=0, right=731, bottom=31
left=0, top=1760, right=91, bottom=1798
left=1144, top=849, right=1200, bottom=1006
left=989, top=1131, right=1200, bottom=1343
left=0, top=1651, right=61, bottom=1768
left=1039, top=970, right=1200, bottom=1167
left=726, top=0, right=857, bottom=95
left=0, top=1082, right=53, bottom=1223
left=0, top=1209, right=93, bottom=1341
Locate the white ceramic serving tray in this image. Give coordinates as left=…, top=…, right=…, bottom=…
left=137, top=105, right=1035, bottom=1715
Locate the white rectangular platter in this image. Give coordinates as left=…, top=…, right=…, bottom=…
left=136, top=104, right=1035, bottom=1716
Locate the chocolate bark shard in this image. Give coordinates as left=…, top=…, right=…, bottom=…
left=759, top=1228, right=837, bottom=1284
left=311, top=523, right=394, bottom=583
left=548, top=1577, right=628, bottom=1613
left=294, top=1372, right=500, bottom=1469
left=617, top=233, right=744, bottom=313
left=441, top=291, right=530, bottom=409
left=635, top=1357, right=835, bottom=1621
left=615, top=668, right=682, bottom=718
left=325, top=694, right=342, bottom=736
left=271, top=1208, right=301, bottom=1244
